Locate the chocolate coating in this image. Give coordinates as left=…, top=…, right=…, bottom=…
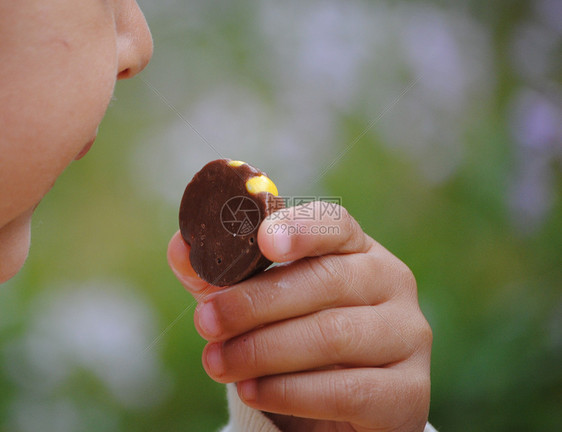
left=179, top=159, right=284, bottom=286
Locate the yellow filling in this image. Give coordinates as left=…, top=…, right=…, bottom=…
left=246, top=175, right=279, bottom=196
left=228, top=160, right=246, bottom=167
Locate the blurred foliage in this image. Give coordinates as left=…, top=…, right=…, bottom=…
left=1, top=0, right=561, bottom=431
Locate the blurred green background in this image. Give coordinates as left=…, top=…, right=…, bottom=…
left=1, top=0, right=561, bottom=431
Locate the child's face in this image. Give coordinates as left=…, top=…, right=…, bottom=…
left=0, top=0, right=153, bottom=282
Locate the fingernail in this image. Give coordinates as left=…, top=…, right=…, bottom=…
left=197, top=302, right=221, bottom=338
left=273, top=229, right=291, bottom=257
left=238, top=379, right=257, bottom=402
left=205, top=343, right=224, bottom=377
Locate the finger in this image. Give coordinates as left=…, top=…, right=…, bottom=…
left=193, top=251, right=417, bottom=341
left=167, top=230, right=222, bottom=296
left=200, top=305, right=416, bottom=383
left=258, top=202, right=373, bottom=263
left=236, top=368, right=431, bottom=432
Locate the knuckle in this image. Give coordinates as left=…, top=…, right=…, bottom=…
left=383, top=383, right=430, bottom=431
left=351, top=253, right=379, bottom=299
left=400, top=262, right=417, bottom=290
left=318, top=255, right=351, bottom=290
left=380, top=373, right=431, bottom=432
left=299, top=256, right=352, bottom=306
left=400, top=310, right=433, bottom=358
left=339, top=207, right=362, bottom=251
left=278, top=376, right=291, bottom=407
left=393, top=260, right=417, bottom=299
left=227, top=282, right=272, bottom=326
left=314, top=309, right=356, bottom=360
left=416, top=316, right=433, bottom=354
left=330, top=371, right=369, bottom=420
left=239, top=288, right=262, bottom=321
left=402, top=374, right=431, bottom=430
left=304, top=257, right=334, bottom=289
left=230, top=333, right=261, bottom=372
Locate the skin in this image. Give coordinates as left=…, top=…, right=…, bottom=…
left=168, top=202, right=432, bottom=431
left=0, top=0, right=153, bottom=282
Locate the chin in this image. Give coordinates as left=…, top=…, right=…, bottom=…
left=0, top=212, right=32, bottom=284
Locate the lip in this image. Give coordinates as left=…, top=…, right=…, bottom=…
left=75, top=136, right=96, bottom=160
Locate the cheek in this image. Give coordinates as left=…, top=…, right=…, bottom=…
left=0, top=10, right=118, bottom=227
left=31, top=35, right=118, bottom=163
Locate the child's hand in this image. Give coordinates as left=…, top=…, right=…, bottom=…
left=168, top=202, right=432, bottom=432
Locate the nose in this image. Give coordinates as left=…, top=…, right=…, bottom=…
left=116, top=0, right=154, bottom=80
